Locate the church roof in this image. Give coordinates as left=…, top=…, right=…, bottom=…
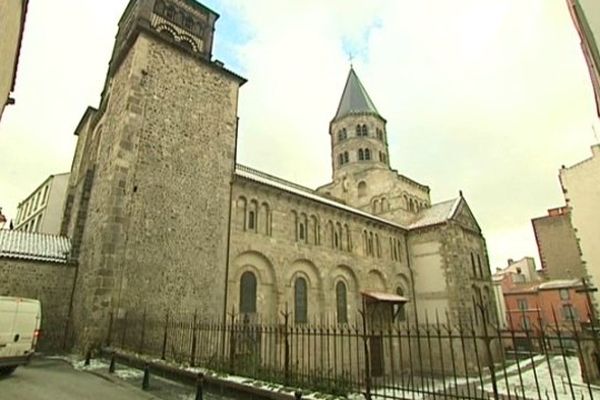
left=235, top=165, right=409, bottom=230
left=0, top=230, right=71, bottom=263
left=333, top=68, right=381, bottom=121
left=408, top=198, right=461, bottom=229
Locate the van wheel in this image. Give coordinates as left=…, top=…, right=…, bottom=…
left=0, top=366, right=17, bottom=376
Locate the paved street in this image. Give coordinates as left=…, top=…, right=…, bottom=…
left=0, top=358, right=159, bottom=400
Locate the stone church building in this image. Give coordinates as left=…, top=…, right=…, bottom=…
left=56, top=0, right=495, bottom=349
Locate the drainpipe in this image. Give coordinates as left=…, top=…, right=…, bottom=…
left=221, top=116, right=239, bottom=356
left=404, top=234, right=419, bottom=324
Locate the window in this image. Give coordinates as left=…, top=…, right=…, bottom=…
left=344, top=151, right=349, bottom=163
left=471, top=253, right=477, bottom=277
left=364, top=148, right=371, bottom=160
left=355, top=125, right=361, bottom=136
left=336, top=281, right=348, bottom=324
left=563, top=305, right=577, bottom=321
left=36, top=214, right=43, bottom=231
left=299, top=223, right=305, bottom=240
left=517, top=299, right=528, bottom=311
left=294, top=277, right=308, bottom=323
left=477, top=254, right=483, bottom=277
left=240, top=272, right=257, bottom=314
left=377, top=129, right=383, bottom=140
left=521, top=316, right=531, bottom=330
left=361, top=124, right=368, bottom=136
left=559, top=289, right=570, bottom=300
left=334, top=231, right=339, bottom=249
left=357, top=181, right=367, bottom=197
left=248, top=211, right=256, bottom=230
left=338, top=153, right=344, bottom=166
left=358, top=149, right=364, bottom=161
left=338, top=131, right=343, bottom=141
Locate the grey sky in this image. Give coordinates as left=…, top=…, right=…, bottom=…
left=0, top=0, right=597, bottom=270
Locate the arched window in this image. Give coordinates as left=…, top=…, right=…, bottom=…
left=372, top=199, right=379, bottom=213
left=338, top=153, right=344, bottom=166
left=336, top=281, right=348, bottom=324
left=342, top=128, right=347, bottom=139
left=356, top=125, right=361, bottom=136
left=358, top=181, right=367, bottom=197
left=345, top=224, right=352, bottom=251
left=377, top=129, right=383, bottom=140
left=344, top=151, right=349, bottom=163
left=361, top=124, right=368, bottom=136
left=338, top=131, right=343, bottom=141
left=248, top=210, right=256, bottom=230
left=294, top=277, right=308, bottom=323
left=299, top=222, right=305, bottom=240
left=358, top=149, right=364, bottom=160
left=364, top=148, right=371, bottom=160
left=334, top=231, right=339, bottom=249
left=471, top=253, right=477, bottom=277
left=240, top=271, right=257, bottom=314
left=375, top=233, right=381, bottom=257
left=477, top=254, right=484, bottom=277
left=409, top=199, right=414, bottom=212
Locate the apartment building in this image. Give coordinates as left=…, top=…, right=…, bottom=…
left=15, top=173, right=69, bottom=234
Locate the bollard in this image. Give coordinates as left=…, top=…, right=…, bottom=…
left=84, top=350, right=91, bottom=367
left=195, top=372, right=204, bottom=400
left=294, top=390, right=302, bottom=399
left=142, top=363, right=150, bottom=391
left=108, top=352, right=116, bottom=373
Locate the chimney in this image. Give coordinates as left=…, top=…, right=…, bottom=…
left=507, top=258, right=514, bottom=266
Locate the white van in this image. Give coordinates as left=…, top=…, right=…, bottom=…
left=0, top=297, right=41, bottom=376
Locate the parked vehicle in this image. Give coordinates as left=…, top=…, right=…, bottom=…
left=0, top=296, right=41, bottom=376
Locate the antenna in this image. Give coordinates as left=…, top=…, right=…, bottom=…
left=348, top=52, right=354, bottom=68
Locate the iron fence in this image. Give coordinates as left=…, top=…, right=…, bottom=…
left=107, top=305, right=600, bottom=400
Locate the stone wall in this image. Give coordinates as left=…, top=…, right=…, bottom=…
left=0, top=258, right=76, bottom=352
left=229, top=174, right=414, bottom=323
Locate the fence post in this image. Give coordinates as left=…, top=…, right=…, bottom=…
left=109, top=352, right=116, bottom=373
left=121, top=310, right=129, bottom=349
left=142, top=363, right=150, bottom=390
left=294, top=390, right=302, bottom=399
left=229, top=311, right=236, bottom=373
left=191, top=309, right=198, bottom=367
left=360, top=299, right=372, bottom=400
left=161, top=311, right=169, bottom=360
left=84, top=349, right=91, bottom=367
left=479, top=302, right=499, bottom=400
left=195, top=372, right=204, bottom=400
left=281, top=305, right=290, bottom=386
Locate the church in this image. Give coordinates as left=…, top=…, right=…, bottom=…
left=56, top=0, right=496, bottom=351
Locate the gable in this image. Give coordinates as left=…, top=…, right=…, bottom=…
left=450, top=199, right=481, bottom=233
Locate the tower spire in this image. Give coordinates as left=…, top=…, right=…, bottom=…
left=333, top=68, right=381, bottom=122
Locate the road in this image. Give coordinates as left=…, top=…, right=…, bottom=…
left=0, top=358, right=159, bottom=400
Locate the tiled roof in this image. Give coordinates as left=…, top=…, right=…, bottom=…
left=408, top=198, right=461, bottom=229
left=334, top=67, right=381, bottom=120
left=0, top=230, right=71, bottom=263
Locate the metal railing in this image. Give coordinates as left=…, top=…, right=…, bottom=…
left=107, top=304, right=600, bottom=400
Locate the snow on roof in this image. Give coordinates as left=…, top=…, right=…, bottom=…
left=0, top=230, right=71, bottom=263
left=235, top=164, right=410, bottom=230
left=408, top=198, right=461, bottom=229
left=235, top=164, right=459, bottom=231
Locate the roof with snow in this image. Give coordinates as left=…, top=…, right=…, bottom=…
left=0, top=230, right=71, bottom=263
left=235, top=165, right=465, bottom=232
left=333, top=68, right=381, bottom=121
left=408, top=198, right=461, bottom=229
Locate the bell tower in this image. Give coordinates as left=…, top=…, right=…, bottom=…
left=330, top=67, right=390, bottom=181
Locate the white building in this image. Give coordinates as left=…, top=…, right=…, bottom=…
left=560, top=144, right=600, bottom=300
left=14, top=173, right=69, bottom=234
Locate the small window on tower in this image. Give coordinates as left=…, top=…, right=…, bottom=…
left=377, top=129, right=383, bottom=140
left=344, top=151, right=349, bottom=163
left=356, top=125, right=361, bottom=136
left=361, top=124, right=368, bottom=136
left=342, top=128, right=347, bottom=139
left=338, top=154, right=344, bottom=166
left=364, top=148, right=371, bottom=160
left=358, top=149, right=364, bottom=160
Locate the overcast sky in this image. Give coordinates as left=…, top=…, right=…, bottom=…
left=1, top=0, right=598, bottom=270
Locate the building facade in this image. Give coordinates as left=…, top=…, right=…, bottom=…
left=532, top=206, right=586, bottom=280
left=0, top=0, right=28, bottom=123
left=566, top=0, right=600, bottom=116
left=14, top=173, right=70, bottom=234
left=58, top=0, right=497, bottom=365
left=560, top=145, right=600, bottom=304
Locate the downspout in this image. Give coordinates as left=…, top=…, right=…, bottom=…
left=404, top=233, right=419, bottom=324
left=221, top=115, right=239, bottom=355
